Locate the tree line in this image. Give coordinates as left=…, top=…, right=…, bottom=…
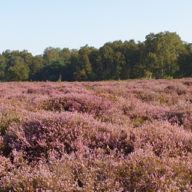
left=0, top=31, right=192, bottom=82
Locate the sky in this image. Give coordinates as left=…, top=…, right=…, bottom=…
left=0, top=0, right=192, bottom=55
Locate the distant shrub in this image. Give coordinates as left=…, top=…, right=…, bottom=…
left=40, top=93, right=118, bottom=119
left=165, top=76, right=173, bottom=80
left=183, top=80, right=192, bottom=86
left=164, top=84, right=186, bottom=95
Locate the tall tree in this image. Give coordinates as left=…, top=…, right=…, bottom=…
left=29, top=55, right=44, bottom=80
left=178, top=43, right=192, bottom=77
left=141, top=32, right=186, bottom=78
left=6, top=62, right=29, bottom=81
left=38, top=59, right=65, bottom=81
left=0, top=55, right=7, bottom=80
left=59, top=48, right=71, bottom=62
left=99, top=45, right=114, bottom=80
left=113, top=51, right=126, bottom=79
left=74, top=46, right=93, bottom=81
left=4, top=51, right=29, bottom=81
left=43, top=47, right=60, bottom=64
left=122, top=40, right=140, bottom=78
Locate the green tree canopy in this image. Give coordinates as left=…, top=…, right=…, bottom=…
left=0, top=55, right=7, bottom=80
left=4, top=51, right=30, bottom=81
left=7, top=63, right=29, bottom=81
left=0, top=31, right=191, bottom=81
left=141, top=32, right=186, bottom=78
left=43, top=47, right=60, bottom=64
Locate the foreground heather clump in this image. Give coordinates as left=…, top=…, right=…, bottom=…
left=1, top=79, right=192, bottom=191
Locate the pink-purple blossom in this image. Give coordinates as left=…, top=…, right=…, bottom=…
left=1, top=79, right=192, bottom=191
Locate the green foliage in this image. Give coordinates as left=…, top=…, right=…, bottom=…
left=29, top=55, right=44, bottom=80
left=38, top=59, right=66, bottom=81
left=141, top=31, right=186, bottom=78
left=7, top=63, right=29, bottom=81
left=165, top=76, right=173, bottom=80
left=144, top=70, right=152, bottom=79
left=178, top=43, right=192, bottom=77
left=0, top=55, right=6, bottom=80
left=0, top=31, right=191, bottom=81
left=43, top=47, right=60, bottom=64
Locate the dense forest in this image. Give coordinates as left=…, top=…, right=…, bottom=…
left=0, top=31, right=192, bottom=81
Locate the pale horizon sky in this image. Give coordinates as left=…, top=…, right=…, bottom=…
left=0, top=0, right=192, bottom=55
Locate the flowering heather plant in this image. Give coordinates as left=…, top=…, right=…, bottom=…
left=133, top=121, right=192, bottom=157
left=0, top=79, right=192, bottom=191
left=3, top=111, right=134, bottom=162
left=40, top=93, right=115, bottom=116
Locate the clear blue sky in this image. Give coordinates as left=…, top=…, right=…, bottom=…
left=0, top=0, right=192, bottom=55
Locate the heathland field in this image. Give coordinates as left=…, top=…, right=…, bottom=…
left=1, top=79, right=192, bottom=191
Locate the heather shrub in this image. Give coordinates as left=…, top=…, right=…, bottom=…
left=0, top=112, right=21, bottom=136
left=39, top=93, right=125, bottom=125
left=0, top=136, right=3, bottom=153
left=155, top=96, right=169, bottom=104
left=116, top=148, right=192, bottom=191
left=2, top=151, right=192, bottom=192
left=119, top=96, right=169, bottom=126
left=0, top=155, right=124, bottom=192
left=27, top=87, right=57, bottom=95
left=1, top=79, right=192, bottom=191
left=164, top=84, right=187, bottom=95
left=0, top=155, right=13, bottom=178
left=3, top=112, right=133, bottom=162
left=133, top=121, right=192, bottom=157
left=1, top=159, right=84, bottom=192
left=40, top=93, right=114, bottom=116
left=116, top=148, right=164, bottom=191
left=168, top=101, right=192, bottom=129
left=133, top=89, right=157, bottom=102
left=183, top=80, right=192, bottom=86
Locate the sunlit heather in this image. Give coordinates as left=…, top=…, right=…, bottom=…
left=1, top=79, right=192, bottom=191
